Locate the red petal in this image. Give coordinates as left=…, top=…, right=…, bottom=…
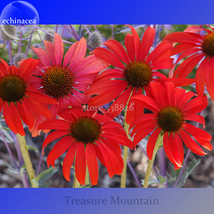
left=93, top=47, right=125, bottom=69
left=0, top=59, right=10, bottom=75
left=174, top=133, right=184, bottom=165
left=3, top=102, right=25, bottom=135
left=164, top=32, right=202, bottom=44
left=42, top=130, right=70, bottom=153
left=131, top=94, right=159, bottom=112
left=196, top=58, right=208, bottom=96
left=206, top=57, right=214, bottom=100
left=32, top=48, right=51, bottom=66
left=133, top=123, right=156, bottom=147
left=183, top=123, right=211, bottom=141
left=193, top=137, right=213, bottom=151
left=125, top=34, right=135, bottom=62
left=54, top=33, right=64, bottom=65
left=47, top=136, right=74, bottom=167
left=128, top=25, right=140, bottom=60
left=16, top=101, right=34, bottom=129
left=106, top=86, right=132, bottom=118
left=163, top=132, right=182, bottom=168
left=88, top=82, right=128, bottom=106
left=44, top=41, right=56, bottom=65
left=104, top=39, right=130, bottom=64
left=146, top=40, right=173, bottom=64
left=173, top=54, right=204, bottom=78
left=179, top=129, right=206, bottom=156
left=19, top=58, right=39, bottom=79
left=62, top=143, right=78, bottom=181
left=182, top=95, right=208, bottom=115
left=75, top=143, right=86, bottom=185
left=63, top=41, right=79, bottom=67
left=24, top=98, right=52, bottom=119
left=86, top=144, right=99, bottom=185
left=171, top=43, right=200, bottom=56
left=26, top=92, right=58, bottom=104
left=138, top=27, right=155, bottom=61
left=185, top=114, right=205, bottom=126
left=147, top=128, right=161, bottom=159
left=38, top=119, right=70, bottom=130
left=68, top=38, right=87, bottom=69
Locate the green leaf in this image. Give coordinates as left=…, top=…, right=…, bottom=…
left=141, top=177, right=159, bottom=185
left=158, top=175, right=166, bottom=184
left=27, top=145, right=38, bottom=152
left=36, top=167, right=58, bottom=187
left=175, top=159, right=201, bottom=188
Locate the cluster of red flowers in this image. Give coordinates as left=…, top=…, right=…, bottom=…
left=0, top=25, right=213, bottom=185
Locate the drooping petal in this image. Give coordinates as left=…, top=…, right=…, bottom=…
left=173, top=54, right=204, bottom=78
left=3, top=102, right=25, bottom=136
left=75, top=143, right=86, bottom=185
left=196, top=57, right=208, bottom=96
left=163, top=132, right=182, bottom=169
left=42, top=130, right=70, bottom=153
left=62, top=142, right=78, bottom=181
left=147, top=128, right=161, bottom=159
left=182, top=95, right=208, bottom=115
left=86, top=143, right=99, bottom=185
left=179, top=129, right=206, bottom=156
left=47, top=136, right=74, bottom=167
left=183, top=123, right=211, bottom=141
left=206, top=57, right=214, bottom=100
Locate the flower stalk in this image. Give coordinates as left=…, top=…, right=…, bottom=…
left=120, top=91, right=133, bottom=188
left=143, top=134, right=163, bottom=188
left=16, top=134, right=38, bottom=188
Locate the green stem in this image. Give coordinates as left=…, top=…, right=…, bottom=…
left=143, top=134, right=163, bottom=188
left=16, top=134, right=38, bottom=188
left=85, top=167, right=90, bottom=185
left=73, top=174, right=81, bottom=188
left=120, top=91, right=133, bottom=188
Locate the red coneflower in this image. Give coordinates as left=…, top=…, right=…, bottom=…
left=129, top=81, right=212, bottom=169
left=87, top=25, right=194, bottom=123
left=32, top=33, right=107, bottom=113
left=164, top=25, right=214, bottom=99
left=0, top=58, right=57, bottom=135
left=31, top=33, right=107, bottom=135
left=38, top=107, right=132, bottom=185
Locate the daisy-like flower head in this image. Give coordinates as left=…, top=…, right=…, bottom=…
left=164, top=25, right=214, bottom=100
left=86, top=25, right=194, bottom=123
left=32, top=33, right=107, bottom=115
left=38, top=107, right=132, bottom=185
left=129, top=81, right=212, bottom=169
left=0, top=58, right=57, bottom=135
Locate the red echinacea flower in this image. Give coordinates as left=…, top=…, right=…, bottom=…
left=31, top=33, right=107, bottom=136
left=32, top=33, right=107, bottom=116
left=38, top=107, right=132, bottom=185
left=87, top=25, right=194, bottom=123
left=164, top=25, right=214, bottom=99
left=0, top=58, right=57, bottom=135
left=129, top=81, right=212, bottom=169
